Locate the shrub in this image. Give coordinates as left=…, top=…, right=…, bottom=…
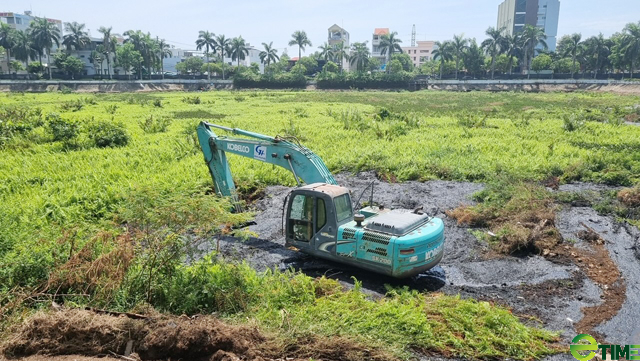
left=138, top=115, right=171, bottom=133
left=104, top=104, right=118, bottom=114
left=89, top=121, right=130, bottom=148
left=562, top=113, right=585, bottom=131
left=182, top=96, right=201, bottom=104
left=47, top=113, right=78, bottom=142
left=60, top=99, right=84, bottom=112
left=153, top=99, right=163, bottom=108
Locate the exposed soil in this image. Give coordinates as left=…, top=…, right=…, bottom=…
left=200, top=172, right=640, bottom=348
left=1, top=309, right=393, bottom=361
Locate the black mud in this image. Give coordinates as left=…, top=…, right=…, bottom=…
left=194, top=172, right=640, bottom=358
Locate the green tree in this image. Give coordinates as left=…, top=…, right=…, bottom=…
left=8, top=60, right=23, bottom=73
left=116, top=42, right=143, bottom=79
left=213, top=35, right=231, bottom=80
left=98, top=26, right=116, bottom=80
left=29, top=17, right=61, bottom=79
left=418, top=59, right=439, bottom=76
left=0, top=23, right=15, bottom=74
left=552, top=58, right=579, bottom=74
left=531, top=53, right=552, bottom=72
left=176, top=56, right=204, bottom=75
left=485, top=54, right=515, bottom=74
left=432, top=41, right=454, bottom=79
left=333, top=41, right=350, bottom=73
left=195, top=30, right=216, bottom=80
left=288, top=30, right=312, bottom=60
left=379, top=31, right=403, bottom=71
left=388, top=59, right=402, bottom=73
left=482, top=27, right=506, bottom=79
left=392, top=53, right=413, bottom=71
left=463, top=39, right=485, bottom=77
left=503, top=33, right=521, bottom=74
left=349, top=42, right=370, bottom=72
left=582, top=34, right=610, bottom=78
left=368, top=57, right=381, bottom=72
left=91, top=49, right=104, bottom=75
left=520, top=25, right=547, bottom=78
left=259, top=42, right=279, bottom=66
left=558, top=33, right=582, bottom=77
left=318, top=42, right=334, bottom=62
left=622, top=21, right=640, bottom=78
left=27, top=61, right=44, bottom=75
left=62, top=21, right=90, bottom=52
left=451, top=34, right=469, bottom=79
left=12, top=30, right=37, bottom=68
left=297, top=56, right=318, bottom=75
left=323, top=61, right=338, bottom=73
left=123, top=30, right=150, bottom=79
left=53, top=51, right=85, bottom=79
left=230, top=36, right=249, bottom=68
left=156, top=38, right=172, bottom=79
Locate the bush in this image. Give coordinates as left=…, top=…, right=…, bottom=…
left=233, top=71, right=307, bottom=89
left=153, top=99, right=163, bottom=108
left=89, top=121, right=130, bottom=148
left=182, top=96, right=201, bottom=104
left=104, top=104, right=118, bottom=114
left=138, top=115, right=171, bottom=133
left=47, top=113, right=78, bottom=142
left=316, top=71, right=413, bottom=89
left=59, top=99, right=84, bottom=112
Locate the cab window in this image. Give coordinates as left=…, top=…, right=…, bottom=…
left=334, top=194, right=352, bottom=222
left=289, top=194, right=313, bottom=241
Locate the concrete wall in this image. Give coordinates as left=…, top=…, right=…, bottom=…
left=416, top=79, right=640, bottom=95
left=0, top=79, right=233, bottom=93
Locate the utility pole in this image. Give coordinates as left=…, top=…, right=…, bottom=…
left=411, top=24, right=416, bottom=47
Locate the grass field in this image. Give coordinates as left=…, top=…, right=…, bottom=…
left=1, top=90, right=640, bottom=359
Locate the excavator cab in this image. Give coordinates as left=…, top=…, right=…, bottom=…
left=285, top=183, right=352, bottom=252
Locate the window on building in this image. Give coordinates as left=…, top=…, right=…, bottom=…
left=413, top=57, right=416, bottom=61
left=516, top=0, right=527, bottom=12
left=373, top=35, right=379, bottom=40
left=15, top=18, right=21, bottom=25
left=6, top=17, right=14, bottom=24
left=515, top=13, right=526, bottom=24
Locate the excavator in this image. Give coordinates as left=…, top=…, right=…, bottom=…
left=196, top=121, right=445, bottom=278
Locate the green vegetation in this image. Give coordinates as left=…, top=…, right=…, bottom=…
left=2, top=90, right=640, bottom=359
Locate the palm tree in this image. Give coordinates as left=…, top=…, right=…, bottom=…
left=318, top=42, right=334, bottom=62
left=98, top=26, right=115, bottom=80
left=29, top=17, right=61, bottom=79
left=124, top=30, right=149, bottom=79
left=503, top=33, right=521, bottom=74
left=521, top=25, right=547, bottom=78
left=259, top=42, right=279, bottom=66
left=333, top=41, right=350, bottom=73
left=622, top=21, right=640, bottom=79
left=451, top=34, right=468, bottom=79
left=196, top=30, right=216, bottom=80
left=432, top=41, right=454, bottom=79
left=482, top=27, right=506, bottom=79
left=214, top=34, right=231, bottom=80
left=230, top=36, right=249, bottom=68
left=90, top=49, right=104, bottom=75
left=379, top=31, right=403, bottom=72
left=560, top=33, right=582, bottom=77
left=156, top=38, right=172, bottom=79
left=349, top=42, right=370, bottom=72
left=62, top=21, right=90, bottom=52
left=0, top=23, right=15, bottom=73
left=12, top=30, right=37, bottom=68
left=288, top=30, right=312, bottom=60
left=583, top=34, right=609, bottom=78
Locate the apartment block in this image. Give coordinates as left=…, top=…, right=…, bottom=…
left=401, top=40, right=436, bottom=68
left=328, top=24, right=349, bottom=71
left=497, top=0, right=560, bottom=51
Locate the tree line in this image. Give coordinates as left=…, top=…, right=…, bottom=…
left=1, top=18, right=639, bottom=80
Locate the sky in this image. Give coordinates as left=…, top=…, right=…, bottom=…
left=4, top=0, right=640, bottom=55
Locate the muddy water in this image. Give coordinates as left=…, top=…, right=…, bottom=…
left=200, top=172, right=640, bottom=355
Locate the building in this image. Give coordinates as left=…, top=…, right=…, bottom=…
left=401, top=40, right=436, bottom=68
left=497, top=0, right=560, bottom=51
left=327, top=24, right=349, bottom=71
left=0, top=11, right=63, bottom=73
left=222, top=43, right=263, bottom=73
left=371, top=28, right=389, bottom=65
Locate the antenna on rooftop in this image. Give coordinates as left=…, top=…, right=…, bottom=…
left=411, top=24, right=416, bottom=47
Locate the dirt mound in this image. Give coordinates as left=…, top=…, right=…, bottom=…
left=2, top=309, right=393, bottom=361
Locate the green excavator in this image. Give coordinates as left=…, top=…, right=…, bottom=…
left=197, top=121, right=445, bottom=278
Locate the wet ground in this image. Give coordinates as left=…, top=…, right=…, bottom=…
left=193, top=172, right=640, bottom=360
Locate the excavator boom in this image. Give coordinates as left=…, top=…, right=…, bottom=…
left=197, top=122, right=337, bottom=204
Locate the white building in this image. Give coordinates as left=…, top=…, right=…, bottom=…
left=401, top=40, right=436, bottom=68
left=497, top=0, right=560, bottom=51
left=328, top=24, right=350, bottom=71
left=371, top=28, right=389, bottom=65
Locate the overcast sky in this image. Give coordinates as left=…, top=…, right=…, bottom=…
left=4, top=0, right=639, bottom=55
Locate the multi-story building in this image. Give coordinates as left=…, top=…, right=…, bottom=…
left=401, top=40, right=436, bottom=68
left=327, top=24, right=349, bottom=71
left=371, top=28, right=389, bottom=65
left=497, top=0, right=560, bottom=51
left=0, top=11, right=63, bottom=73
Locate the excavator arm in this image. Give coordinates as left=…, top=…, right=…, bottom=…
left=196, top=122, right=337, bottom=205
